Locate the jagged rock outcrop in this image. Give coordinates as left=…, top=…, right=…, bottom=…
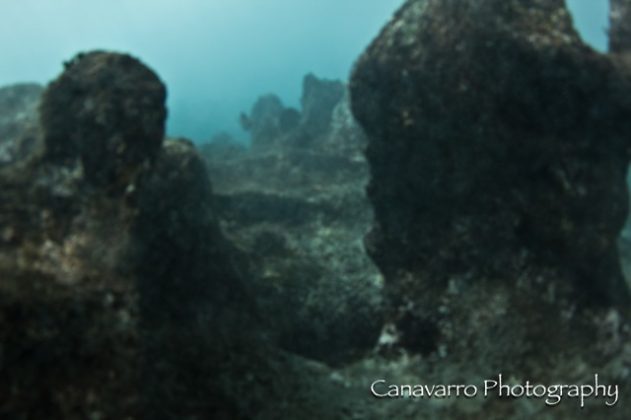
left=202, top=74, right=381, bottom=366
left=0, top=83, right=42, bottom=166
left=350, top=0, right=631, bottom=417
left=239, top=74, right=357, bottom=154
left=240, top=94, right=300, bottom=150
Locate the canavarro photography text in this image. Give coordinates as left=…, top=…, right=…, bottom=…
left=370, top=374, right=619, bottom=408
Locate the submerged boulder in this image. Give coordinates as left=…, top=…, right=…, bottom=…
left=1, top=51, right=247, bottom=418
left=351, top=0, right=631, bottom=416
left=40, top=51, right=166, bottom=189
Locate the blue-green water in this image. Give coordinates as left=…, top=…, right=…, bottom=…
left=0, top=0, right=610, bottom=141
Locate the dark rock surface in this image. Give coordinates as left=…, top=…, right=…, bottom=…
left=202, top=74, right=382, bottom=366
left=40, top=51, right=167, bottom=189
left=350, top=0, right=631, bottom=417
left=300, top=73, right=345, bottom=140
left=1, top=51, right=354, bottom=419
left=614, top=0, right=631, bottom=291
left=611, top=0, right=631, bottom=55
left=1, top=58, right=145, bottom=416
left=0, top=83, right=43, bottom=166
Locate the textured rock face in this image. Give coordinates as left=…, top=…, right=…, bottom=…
left=0, top=83, right=42, bottom=166
left=40, top=51, right=166, bottom=188
left=611, top=0, right=631, bottom=54
left=352, top=0, right=631, bottom=304
left=240, top=74, right=350, bottom=152
left=240, top=94, right=290, bottom=149
left=300, top=73, right=345, bottom=139
left=0, top=53, right=159, bottom=418
left=129, top=138, right=265, bottom=418
left=0, top=51, right=258, bottom=419
left=1, top=52, right=366, bottom=420
left=613, top=0, right=631, bottom=288
left=351, top=0, right=631, bottom=416
left=0, top=83, right=42, bottom=139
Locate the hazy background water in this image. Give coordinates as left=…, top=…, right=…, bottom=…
left=0, top=0, right=610, bottom=142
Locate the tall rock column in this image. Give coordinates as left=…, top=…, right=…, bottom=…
left=1, top=51, right=261, bottom=419
left=350, top=0, right=631, bottom=391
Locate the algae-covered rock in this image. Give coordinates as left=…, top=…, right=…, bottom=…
left=611, top=0, right=631, bottom=55
left=352, top=0, right=631, bottom=304
left=1, top=51, right=252, bottom=419
left=40, top=51, right=166, bottom=189
left=1, top=51, right=370, bottom=419
left=350, top=0, right=631, bottom=417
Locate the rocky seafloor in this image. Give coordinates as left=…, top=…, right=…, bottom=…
left=2, top=1, right=631, bottom=419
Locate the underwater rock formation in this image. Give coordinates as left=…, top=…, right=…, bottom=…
left=202, top=75, right=381, bottom=366
left=0, top=53, right=155, bottom=419
left=351, top=0, right=631, bottom=417
left=0, top=51, right=252, bottom=419
left=129, top=137, right=272, bottom=418
left=613, top=0, right=631, bottom=288
left=240, top=94, right=291, bottom=150
left=611, top=0, right=631, bottom=55
left=325, top=91, right=368, bottom=156
left=1, top=51, right=367, bottom=420
left=40, top=51, right=166, bottom=189
left=8, top=2, right=631, bottom=417
left=0, top=83, right=42, bottom=166
left=239, top=74, right=352, bottom=153
left=300, top=73, right=345, bottom=140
